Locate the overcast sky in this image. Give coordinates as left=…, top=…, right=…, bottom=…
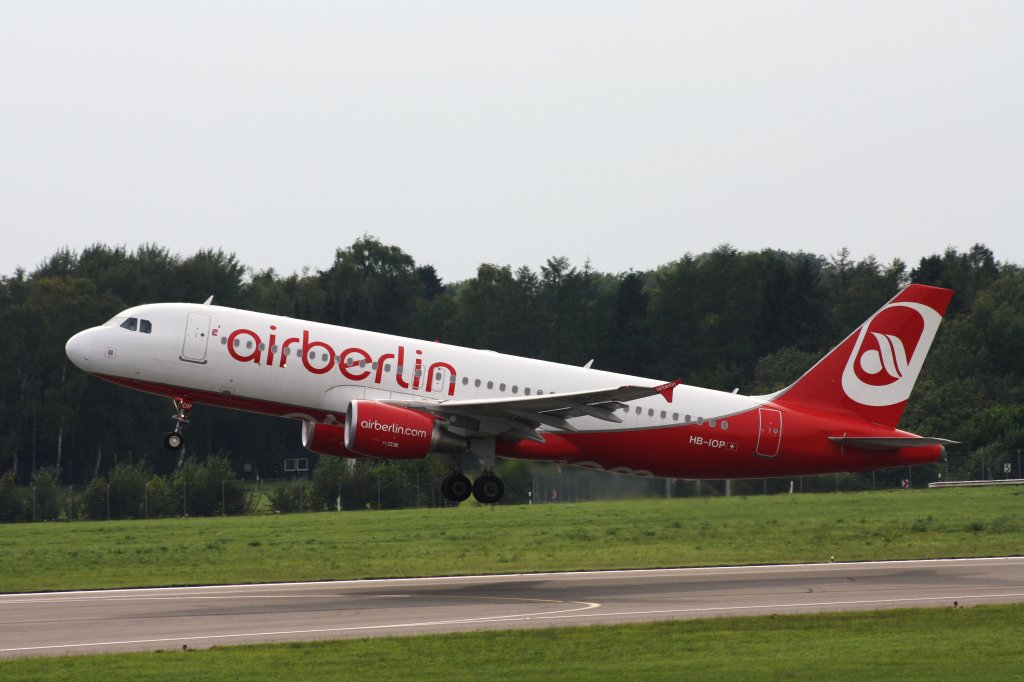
left=2, top=1, right=1021, bottom=284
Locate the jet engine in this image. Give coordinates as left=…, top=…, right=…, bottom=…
left=301, top=421, right=358, bottom=458
left=343, top=400, right=468, bottom=459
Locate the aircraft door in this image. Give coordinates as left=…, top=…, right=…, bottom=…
left=755, top=408, right=782, bottom=458
left=181, top=312, right=211, bottom=363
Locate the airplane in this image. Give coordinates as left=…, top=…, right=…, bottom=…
left=64, top=283, right=955, bottom=504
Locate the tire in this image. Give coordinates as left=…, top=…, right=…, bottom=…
left=163, top=432, right=184, bottom=452
left=443, top=474, right=472, bottom=502
left=473, top=474, right=505, bottom=504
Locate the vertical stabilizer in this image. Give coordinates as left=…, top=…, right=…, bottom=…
left=770, top=284, right=952, bottom=428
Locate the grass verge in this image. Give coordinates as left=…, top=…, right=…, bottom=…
left=2, top=486, right=1021, bottom=593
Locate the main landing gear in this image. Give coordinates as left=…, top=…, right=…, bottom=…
left=163, top=397, right=193, bottom=452
left=440, top=457, right=505, bottom=505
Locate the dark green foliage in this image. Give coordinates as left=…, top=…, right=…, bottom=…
left=170, top=454, right=245, bottom=517
left=0, top=238, right=1022, bottom=491
left=30, top=466, right=63, bottom=520
left=80, top=463, right=150, bottom=519
left=0, top=468, right=30, bottom=521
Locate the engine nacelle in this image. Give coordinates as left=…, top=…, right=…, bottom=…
left=344, top=400, right=468, bottom=459
left=301, top=421, right=358, bottom=458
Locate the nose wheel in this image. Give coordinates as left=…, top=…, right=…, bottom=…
left=163, top=397, right=193, bottom=452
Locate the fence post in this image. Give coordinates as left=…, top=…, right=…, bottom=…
left=222, top=480, right=226, bottom=516
left=145, top=481, right=149, bottom=519
left=31, top=485, right=37, bottom=522
left=337, top=477, right=342, bottom=512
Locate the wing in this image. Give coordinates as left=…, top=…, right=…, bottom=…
left=382, top=381, right=680, bottom=443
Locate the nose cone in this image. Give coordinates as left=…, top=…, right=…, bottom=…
left=66, top=330, right=94, bottom=371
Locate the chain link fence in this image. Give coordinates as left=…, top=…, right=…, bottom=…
left=1, top=452, right=1020, bottom=523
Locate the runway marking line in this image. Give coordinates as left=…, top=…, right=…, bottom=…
left=2, top=557, right=1023, bottom=655
left=0, top=600, right=602, bottom=654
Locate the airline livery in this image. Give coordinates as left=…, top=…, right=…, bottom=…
left=65, top=284, right=955, bottom=503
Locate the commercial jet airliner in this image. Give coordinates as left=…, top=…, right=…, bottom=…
left=65, top=284, right=955, bottom=503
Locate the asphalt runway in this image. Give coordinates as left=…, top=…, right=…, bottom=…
left=2, top=557, right=1022, bottom=659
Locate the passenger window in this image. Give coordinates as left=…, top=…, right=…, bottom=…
left=661, top=411, right=667, bottom=419
left=120, top=317, right=138, bottom=331
left=221, top=337, right=227, bottom=345
left=487, top=381, right=494, bottom=390
left=635, top=406, right=641, bottom=415
left=524, top=387, right=531, bottom=395
left=721, top=420, right=729, bottom=430
left=140, top=319, right=152, bottom=334
left=500, top=383, right=506, bottom=392
left=462, top=377, right=469, bottom=385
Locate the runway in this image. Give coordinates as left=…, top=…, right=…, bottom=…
left=2, top=557, right=1022, bottom=658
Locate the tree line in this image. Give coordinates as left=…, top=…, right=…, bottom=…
left=1, top=236, right=1021, bottom=487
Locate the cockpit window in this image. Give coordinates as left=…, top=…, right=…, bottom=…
left=120, top=317, right=138, bottom=331
left=140, top=319, right=152, bottom=334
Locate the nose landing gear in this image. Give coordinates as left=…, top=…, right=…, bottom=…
left=163, top=397, right=193, bottom=452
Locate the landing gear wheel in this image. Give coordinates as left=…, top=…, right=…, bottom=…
left=472, top=474, right=505, bottom=504
left=164, top=396, right=193, bottom=452
left=442, top=474, right=472, bottom=503
left=163, top=432, right=184, bottom=452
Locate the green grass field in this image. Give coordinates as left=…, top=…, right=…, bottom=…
left=3, top=604, right=1022, bottom=680
left=2, top=487, right=1021, bottom=676
left=2, top=486, right=1021, bottom=593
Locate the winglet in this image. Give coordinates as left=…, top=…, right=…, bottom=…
left=654, top=380, right=681, bottom=403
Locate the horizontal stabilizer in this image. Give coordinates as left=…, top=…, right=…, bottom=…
left=828, top=436, right=959, bottom=451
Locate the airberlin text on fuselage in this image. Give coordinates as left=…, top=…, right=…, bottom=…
left=224, top=326, right=457, bottom=396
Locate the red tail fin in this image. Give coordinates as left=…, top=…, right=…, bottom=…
left=771, top=284, right=952, bottom=428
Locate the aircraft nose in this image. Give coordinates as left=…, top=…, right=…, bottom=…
left=65, top=330, right=94, bottom=370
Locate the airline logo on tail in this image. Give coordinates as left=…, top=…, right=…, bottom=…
left=841, top=302, right=943, bottom=407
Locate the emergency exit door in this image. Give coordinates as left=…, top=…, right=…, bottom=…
left=755, top=408, right=782, bottom=458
